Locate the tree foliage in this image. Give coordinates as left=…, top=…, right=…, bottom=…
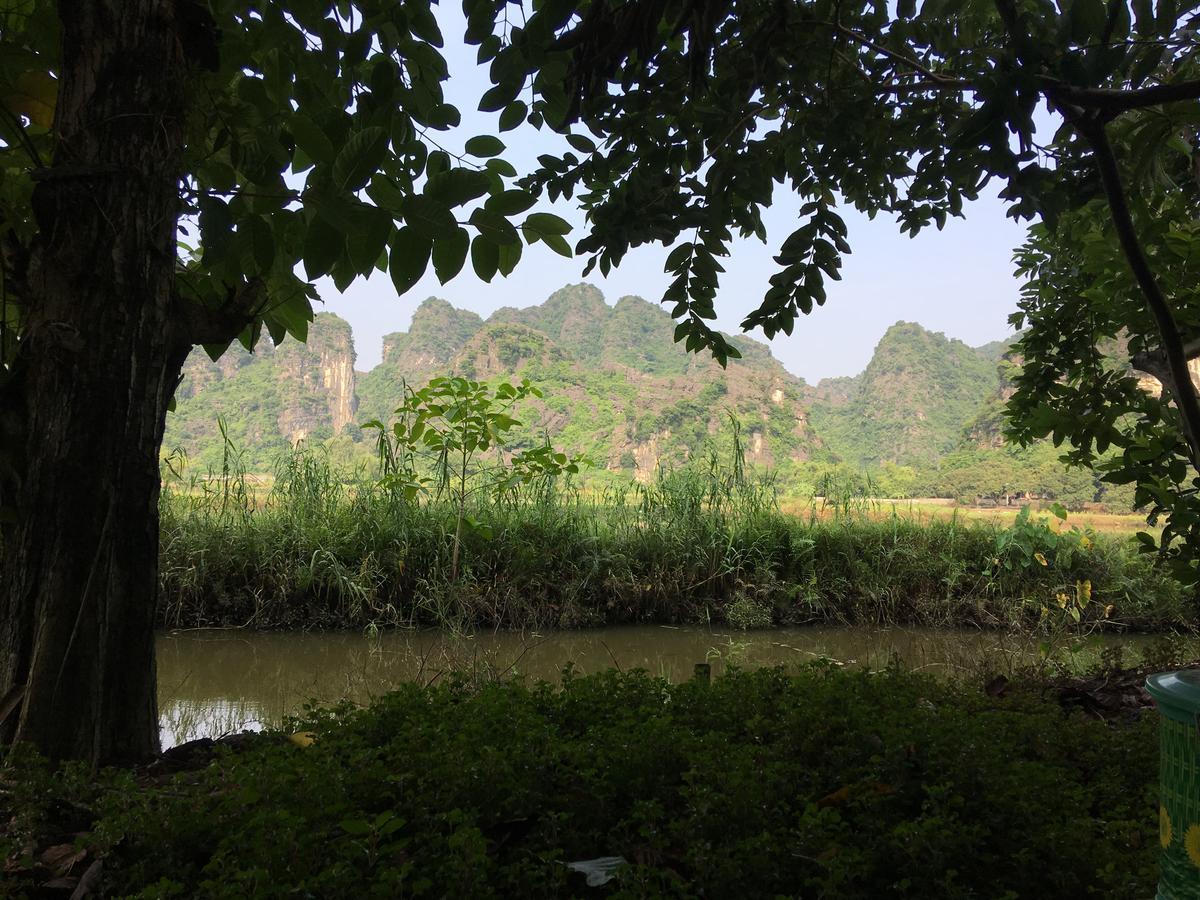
left=0, top=0, right=572, bottom=376
left=476, top=0, right=1200, bottom=575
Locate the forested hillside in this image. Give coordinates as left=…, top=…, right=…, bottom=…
left=163, top=284, right=1138, bottom=510
left=168, top=285, right=820, bottom=478
left=805, top=322, right=1001, bottom=469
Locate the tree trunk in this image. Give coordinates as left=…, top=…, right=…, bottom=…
left=0, top=1, right=192, bottom=765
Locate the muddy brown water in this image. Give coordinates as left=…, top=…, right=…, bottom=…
left=156, top=626, right=1192, bottom=748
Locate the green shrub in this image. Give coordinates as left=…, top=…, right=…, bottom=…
left=5, top=666, right=1159, bottom=898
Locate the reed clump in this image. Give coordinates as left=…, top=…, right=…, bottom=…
left=158, top=440, right=1191, bottom=633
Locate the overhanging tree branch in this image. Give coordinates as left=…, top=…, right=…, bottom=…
left=171, top=277, right=266, bottom=348
left=1049, top=78, right=1200, bottom=114
left=1079, top=114, right=1200, bottom=468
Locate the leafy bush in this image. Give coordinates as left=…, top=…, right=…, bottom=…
left=4, top=666, right=1159, bottom=898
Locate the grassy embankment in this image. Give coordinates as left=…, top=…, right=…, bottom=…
left=159, top=449, right=1193, bottom=633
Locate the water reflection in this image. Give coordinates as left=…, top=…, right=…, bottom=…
left=156, top=625, right=1184, bottom=748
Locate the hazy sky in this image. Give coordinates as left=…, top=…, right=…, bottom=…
left=317, top=7, right=1032, bottom=385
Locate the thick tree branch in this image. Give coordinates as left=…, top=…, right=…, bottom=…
left=1081, top=116, right=1200, bottom=467
left=171, top=277, right=266, bottom=348
left=1131, top=336, right=1200, bottom=382
left=1049, top=79, right=1200, bottom=115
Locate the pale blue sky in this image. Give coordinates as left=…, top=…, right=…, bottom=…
left=317, top=6, right=1032, bottom=385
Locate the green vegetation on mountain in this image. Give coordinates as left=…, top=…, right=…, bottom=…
left=167, top=285, right=821, bottom=481
left=807, top=323, right=1002, bottom=469
left=165, top=286, right=1157, bottom=512
left=169, top=313, right=358, bottom=472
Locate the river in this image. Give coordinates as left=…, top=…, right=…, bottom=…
left=157, top=625, right=1190, bottom=747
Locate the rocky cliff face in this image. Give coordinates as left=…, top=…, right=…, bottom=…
left=1136, top=359, right=1200, bottom=399
left=273, top=314, right=357, bottom=443
left=166, top=314, right=359, bottom=469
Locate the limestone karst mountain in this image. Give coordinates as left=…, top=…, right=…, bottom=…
left=167, top=285, right=823, bottom=477
left=170, top=313, right=359, bottom=467
left=804, top=322, right=1003, bottom=469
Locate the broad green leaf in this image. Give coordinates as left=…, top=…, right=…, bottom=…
left=366, top=176, right=408, bottom=218
left=485, top=190, right=536, bottom=216
left=389, top=226, right=432, bottom=295
left=522, top=212, right=571, bottom=236
left=333, top=126, right=390, bottom=191
left=470, top=208, right=520, bottom=246
left=539, top=232, right=572, bottom=257
left=464, top=135, right=505, bottom=158
left=432, top=228, right=470, bottom=284
left=470, top=235, right=499, bottom=282
left=425, top=168, right=491, bottom=207
left=497, top=239, right=522, bottom=276
left=499, top=100, right=527, bottom=131
left=242, top=215, right=275, bottom=272
left=303, top=215, right=343, bottom=279
left=566, top=133, right=595, bottom=153
left=402, top=195, right=459, bottom=240
left=288, top=114, right=334, bottom=165
left=348, top=206, right=393, bottom=276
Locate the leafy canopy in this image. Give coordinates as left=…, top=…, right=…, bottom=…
left=472, top=0, right=1200, bottom=576
left=472, top=0, right=1197, bottom=363
left=0, top=0, right=571, bottom=365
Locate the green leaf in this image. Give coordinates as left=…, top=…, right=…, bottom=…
left=242, top=215, right=275, bottom=272
left=366, top=176, right=409, bottom=218
left=389, top=226, right=432, bottom=295
left=479, top=81, right=521, bottom=113
left=499, top=100, right=527, bottom=132
left=289, top=114, right=335, bottom=165
left=497, top=239, right=522, bottom=276
left=566, top=133, right=595, bottom=153
left=349, top=206, right=393, bottom=276
left=424, top=169, right=491, bottom=207
left=485, top=158, right=518, bottom=178
left=522, top=212, right=571, bottom=236
left=424, top=103, right=461, bottom=129
left=1067, top=0, right=1107, bottom=42
left=470, top=235, right=499, bottom=282
left=469, top=208, right=520, bottom=246
left=303, top=215, right=343, bottom=280
left=464, top=135, right=505, bottom=158
left=539, top=232, right=572, bottom=257
left=485, top=190, right=536, bottom=216
left=402, top=195, right=459, bottom=240
left=432, top=228, right=470, bottom=284
left=333, top=126, right=390, bottom=191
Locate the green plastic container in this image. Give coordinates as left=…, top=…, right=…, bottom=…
left=1147, top=671, right=1200, bottom=900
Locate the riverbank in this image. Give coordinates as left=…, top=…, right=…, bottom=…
left=159, top=459, right=1193, bottom=632
left=1, top=661, right=1168, bottom=898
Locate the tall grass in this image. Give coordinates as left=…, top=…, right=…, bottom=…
left=158, top=441, right=1193, bottom=633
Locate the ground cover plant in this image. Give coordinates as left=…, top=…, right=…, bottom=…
left=158, top=442, right=1191, bottom=634
left=0, top=664, right=1162, bottom=898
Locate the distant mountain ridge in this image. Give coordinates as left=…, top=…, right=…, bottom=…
left=165, top=284, right=1021, bottom=485
left=804, top=322, right=1005, bottom=469
left=168, top=285, right=827, bottom=476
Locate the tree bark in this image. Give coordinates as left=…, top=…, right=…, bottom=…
left=0, top=1, right=193, bottom=765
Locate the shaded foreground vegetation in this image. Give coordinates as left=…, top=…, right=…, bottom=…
left=1, top=663, right=1165, bottom=898
left=159, top=449, right=1192, bottom=633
